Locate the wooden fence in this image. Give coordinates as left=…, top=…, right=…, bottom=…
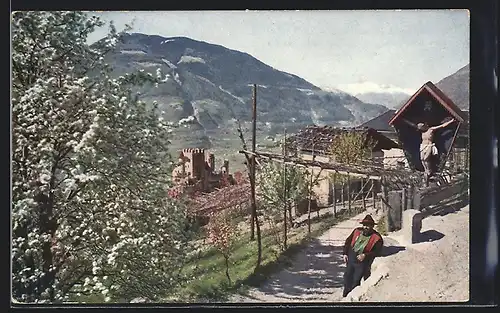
left=382, top=174, right=469, bottom=232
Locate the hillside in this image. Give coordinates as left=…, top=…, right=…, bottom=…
left=435, top=64, right=469, bottom=110
left=101, top=33, right=389, bottom=156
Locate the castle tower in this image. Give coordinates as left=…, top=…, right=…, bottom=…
left=182, top=148, right=206, bottom=180
left=207, top=153, right=215, bottom=171
left=222, top=159, right=229, bottom=174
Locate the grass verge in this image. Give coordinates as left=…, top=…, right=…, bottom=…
left=375, top=214, right=388, bottom=236
left=165, top=206, right=365, bottom=302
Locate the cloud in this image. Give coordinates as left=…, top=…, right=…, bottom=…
left=335, top=82, right=415, bottom=95
left=87, top=11, right=468, bottom=91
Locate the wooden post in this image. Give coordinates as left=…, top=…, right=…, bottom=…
left=307, top=129, right=315, bottom=236
left=341, top=181, right=345, bottom=211
left=282, top=127, right=287, bottom=250
left=250, top=84, right=262, bottom=269
left=381, top=177, right=388, bottom=213
left=361, top=178, right=366, bottom=211
left=317, top=178, right=320, bottom=218
left=450, top=148, right=456, bottom=173
left=372, top=180, right=376, bottom=210
left=444, top=121, right=462, bottom=172
left=347, top=173, right=351, bottom=214
left=249, top=89, right=255, bottom=241
left=465, top=146, right=468, bottom=171
left=364, top=180, right=374, bottom=200
left=407, top=185, right=413, bottom=210
left=333, top=173, right=337, bottom=217
left=308, top=171, right=313, bottom=235
left=402, top=187, right=407, bottom=211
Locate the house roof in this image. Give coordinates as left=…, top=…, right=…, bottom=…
left=288, top=125, right=400, bottom=154
left=388, top=81, right=467, bottom=125
left=359, top=109, right=397, bottom=132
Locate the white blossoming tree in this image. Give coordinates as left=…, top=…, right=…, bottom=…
left=12, top=11, right=194, bottom=303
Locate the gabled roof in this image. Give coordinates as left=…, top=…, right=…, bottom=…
left=359, top=109, right=397, bottom=132
left=388, top=81, right=467, bottom=125
left=289, top=125, right=399, bottom=154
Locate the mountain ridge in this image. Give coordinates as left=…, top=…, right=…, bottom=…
left=102, top=33, right=390, bottom=151
left=350, top=64, right=470, bottom=111
left=435, top=64, right=469, bottom=110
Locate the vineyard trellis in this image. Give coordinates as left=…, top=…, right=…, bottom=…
left=284, top=126, right=469, bottom=190
left=239, top=149, right=422, bottom=189
left=189, top=84, right=469, bottom=274
left=238, top=122, right=468, bottom=234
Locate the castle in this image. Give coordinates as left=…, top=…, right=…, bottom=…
left=171, top=148, right=231, bottom=192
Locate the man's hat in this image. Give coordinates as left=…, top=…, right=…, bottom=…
left=360, top=214, right=377, bottom=225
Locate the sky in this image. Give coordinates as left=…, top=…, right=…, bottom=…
left=87, top=10, right=469, bottom=95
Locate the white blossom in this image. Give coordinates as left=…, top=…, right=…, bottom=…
left=12, top=11, right=195, bottom=304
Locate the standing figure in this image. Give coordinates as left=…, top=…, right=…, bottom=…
left=342, top=214, right=383, bottom=297
left=400, top=117, right=457, bottom=186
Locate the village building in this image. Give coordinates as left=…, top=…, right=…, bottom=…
left=359, top=109, right=407, bottom=169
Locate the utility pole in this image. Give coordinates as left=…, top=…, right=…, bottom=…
left=251, top=84, right=262, bottom=270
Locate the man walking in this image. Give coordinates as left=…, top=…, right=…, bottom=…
left=342, top=214, right=383, bottom=297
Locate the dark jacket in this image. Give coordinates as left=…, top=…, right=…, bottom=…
left=343, top=227, right=384, bottom=262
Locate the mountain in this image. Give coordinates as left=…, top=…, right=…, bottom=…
left=353, top=92, right=411, bottom=109
left=335, top=82, right=413, bottom=109
left=435, top=64, right=469, bottom=110
left=101, top=33, right=389, bottom=154
left=337, top=63, right=470, bottom=111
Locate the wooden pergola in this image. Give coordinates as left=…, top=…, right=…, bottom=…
left=239, top=149, right=422, bottom=186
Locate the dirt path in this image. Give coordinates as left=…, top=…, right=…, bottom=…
left=230, top=194, right=469, bottom=303
left=230, top=209, right=382, bottom=302
left=358, top=203, right=469, bottom=302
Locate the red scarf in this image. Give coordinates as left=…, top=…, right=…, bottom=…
left=350, top=228, right=381, bottom=253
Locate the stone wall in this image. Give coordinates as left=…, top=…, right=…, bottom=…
left=417, top=177, right=468, bottom=211
left=384, top=175, right=468, bottom=236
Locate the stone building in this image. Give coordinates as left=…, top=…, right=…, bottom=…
left=172, top=148, right=230, bottom=192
